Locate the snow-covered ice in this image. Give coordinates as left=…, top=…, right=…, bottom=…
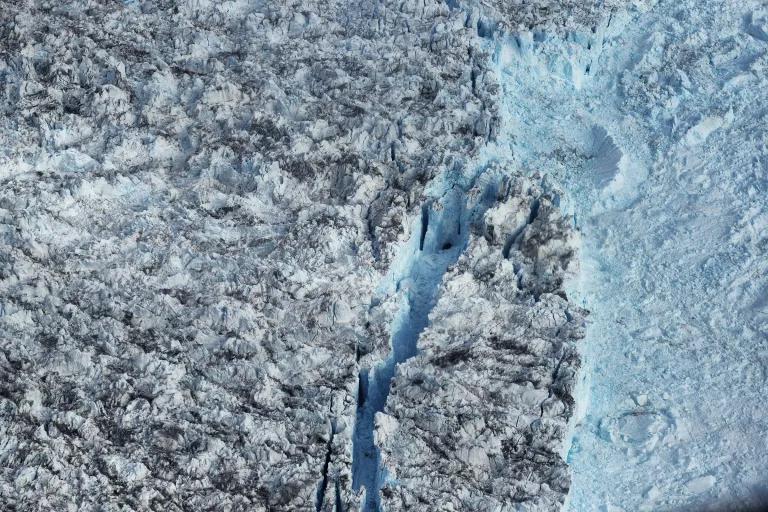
left=490, top=0, right=768, bottom=510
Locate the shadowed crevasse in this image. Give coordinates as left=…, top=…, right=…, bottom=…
left=351, top=171, right=500, bottom=511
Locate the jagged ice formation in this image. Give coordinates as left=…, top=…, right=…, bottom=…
left=2, top=0, right=766, bottom=511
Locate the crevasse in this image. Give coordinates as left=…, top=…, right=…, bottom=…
left=351, top=160, right=503, bottom=511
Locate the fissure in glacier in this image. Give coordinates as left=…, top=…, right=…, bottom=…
left=351, top=166, right=502, bottom=511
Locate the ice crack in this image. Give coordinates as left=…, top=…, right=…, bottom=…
left=316, top=417, right=339, bottom=512
left=351, top=166, right=501, bottom=511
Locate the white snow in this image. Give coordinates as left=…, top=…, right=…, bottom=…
left=103, top=455, right=150, bottom=483
left=686, top=475, right=717, bottom=495
left=683, top=115, right=727, bottom=147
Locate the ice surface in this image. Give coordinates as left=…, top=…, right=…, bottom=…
left=377, top=170, right=587, bottom=510
left=1, top=0, right=766, bottom=510
left=0, top=0, right=502, bottom=509
left=488, top=0, right=768, bottom=510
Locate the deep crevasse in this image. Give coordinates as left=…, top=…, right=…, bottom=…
left=351, top=164, right=500, bottom=510
left=351, top=196, right=467, bottom=511
left=352, top=0, right=768, bottom=507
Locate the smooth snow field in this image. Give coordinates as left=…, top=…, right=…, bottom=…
left=492, top=0, right=768, bottom=510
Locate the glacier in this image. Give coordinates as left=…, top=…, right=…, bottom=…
left=0, top=0, right=766, bottom=510
left=352, top=165, right=499, bottom=510
left=489, top=0, right=768, bottom=510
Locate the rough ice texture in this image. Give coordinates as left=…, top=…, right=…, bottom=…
left=472, top=0, right=628, bottom=33
left=0, top=0, right=491, bottom=509
left=378, top=175, right=586, bottom=511
left=0, top=0, right=612, bottom=510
